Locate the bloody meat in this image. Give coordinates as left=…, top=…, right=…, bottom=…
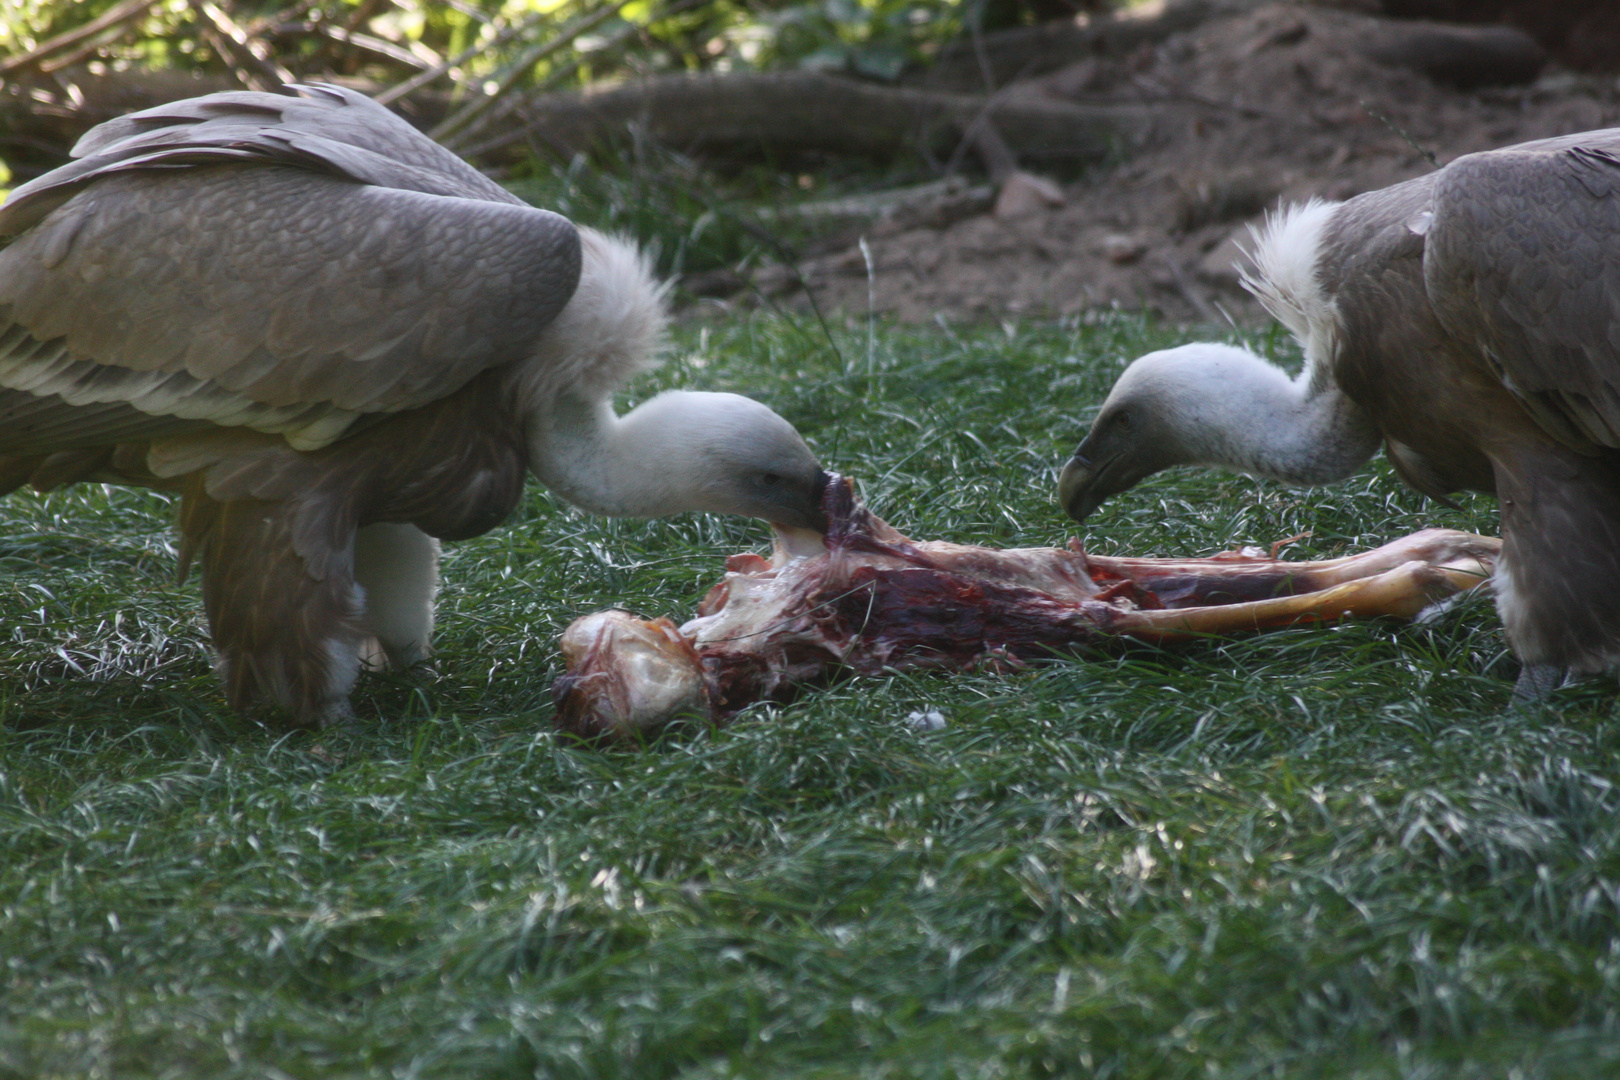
left=554, top=476, right=1499, bottom=740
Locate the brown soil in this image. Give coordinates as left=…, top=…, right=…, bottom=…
left=748, top=2, right=1620, bottom=325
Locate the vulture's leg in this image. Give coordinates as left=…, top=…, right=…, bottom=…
left=354, top=523, right=440, bottom=669
left=1492, top=447, right=1620, bottom=691
left=182, top=491, right=366, bottom=728
left=1512, top=663, right=1568, bottom=703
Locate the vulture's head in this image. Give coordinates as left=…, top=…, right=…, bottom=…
left=517, top=227, right=830, bottom=533
left=1058, top=343, right=1277, bottom=523
left=628, top=389, right=831, bottom=532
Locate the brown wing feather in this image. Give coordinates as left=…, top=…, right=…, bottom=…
left=180, top=480, right=368, bottom=726
left=0, top=387, right=211, bottom=453
left=1, top=84, right=517, bottom=235
left=1423, top=128, right=1620, bottom=452
left=2, top=167, right=578, bottom=410
left=0, top=85, right=580, bottom=454
left=0, top=169, right=577, bottom=451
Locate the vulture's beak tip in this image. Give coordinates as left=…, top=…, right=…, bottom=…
left=1057, top=455, right=1097, bottom=524
left=805, top=468, right=833, bottom=534
left=773, top=469, right=833, bottom=536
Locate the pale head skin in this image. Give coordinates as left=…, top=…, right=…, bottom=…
left=569, top=388, right=832, bottom=531
left=1057, top=342, right=1378, bottom=523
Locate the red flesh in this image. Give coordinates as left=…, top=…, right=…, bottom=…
left=553, top=477, right=1499, bottom=740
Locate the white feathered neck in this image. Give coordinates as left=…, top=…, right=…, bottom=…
left=511, top=227, right=669, bottom=413
left=1240, top=198, right=1342, bottom=393
left=517, top=229, right=810, bottom=519
left=1110, top=198, right=1376, bottom=486
left=1110, top=342, right=1379, bottom=485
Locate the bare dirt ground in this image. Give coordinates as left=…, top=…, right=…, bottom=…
left=746, top=2, right=1620, bottom=325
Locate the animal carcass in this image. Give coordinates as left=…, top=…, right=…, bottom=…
left=554, top=477, right=1498, bottom=739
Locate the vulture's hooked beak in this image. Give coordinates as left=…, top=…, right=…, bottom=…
left=774, top=468, right=833, bottom=535
left=1057, top=454, right=1101, bottom=524
left=804, top=468, right=833, bottom=533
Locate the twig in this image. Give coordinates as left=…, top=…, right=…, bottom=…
left=1358, top=98, right=1440, bottom=169
left=375, top=9, right=552, bottom=106
left=713, top=225, right=847, bottom=371
left=190, top=0, right=294, bottom=89
left=439, top=0, right=497, bottom=29
left=37, top=33, right=138, bottom=75
left=0, top=0, right=161, bottom=78
left=969, top=6, right=997, bottom=95
left=859, top=236, right=876, bottom=375
left=430, top=0, right=634, bottom=144
left=446, top=0, right=703, bottom=152
left=1160, top=253, right=1219, bottom=325
left=341, top=0, right=391, bottom=36
left=195, top=22, right=262, bottom=90
left=969, top=118, right=1018, bottom=183
left=1130, top=74, right=1305, bottom=125
left=253, top=0, right=321, bottom=34
left=282, top=22, right=434, bottom=71
left=450, top=0, right=708, bottom=157
left=632, top=147, right=847, bottom=370
left=943, top=81, right=1025, bottom=179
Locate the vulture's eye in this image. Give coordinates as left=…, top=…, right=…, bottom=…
left=761, top=472, right=783, bottom=486
left=1114, top=411, right=1132, bottom=430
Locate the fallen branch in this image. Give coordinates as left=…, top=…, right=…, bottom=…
left=914, top=0, right=1233, bottom=91
left=1351, top=19, right=1544, bottom=89
left=478, top=70, right=1158, bottom=167
left=269, top=22, right=436, bottom=72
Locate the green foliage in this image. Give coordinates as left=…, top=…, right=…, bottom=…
left=0, top=0, right=990, bottom=85
left=0, top=0, right=995, bottom=199
left=4, top=314, right=1617, bottom=1078
left=0, top=0, right=121, bottom=55
left=697, top=0, right=969, bottom=80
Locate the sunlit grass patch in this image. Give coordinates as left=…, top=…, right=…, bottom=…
left=3, top=313, right=1618, bottom=1079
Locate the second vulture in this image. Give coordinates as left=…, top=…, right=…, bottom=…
left=1058, top=128, right=1620, bottom=698
left=0, top=84, right=828, bottom=726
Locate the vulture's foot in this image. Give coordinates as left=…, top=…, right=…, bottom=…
left=358, top=636, right=437, bottom=672
left=1512, top=662, right=1569, bottom=704
left=359, top=636, right=390, bottom=672
left=314, top=696, right=359, bottom=730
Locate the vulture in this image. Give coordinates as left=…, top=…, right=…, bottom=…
left=1057, top=128, right=1620, bottom=698
left=0, top=84, right=828, bottom=726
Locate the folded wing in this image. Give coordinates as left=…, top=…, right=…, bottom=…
left=1423, top=129, right=1620, bottom=453
left=0, top=84, right=580, bottom=455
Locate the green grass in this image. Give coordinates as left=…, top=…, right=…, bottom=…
left=4, top=314, right=1620, bottom=1079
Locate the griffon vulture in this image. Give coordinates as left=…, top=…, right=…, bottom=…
left=0, top=85, right=828, bottom=726
left=1057, top=128, right=1620, bottom=698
